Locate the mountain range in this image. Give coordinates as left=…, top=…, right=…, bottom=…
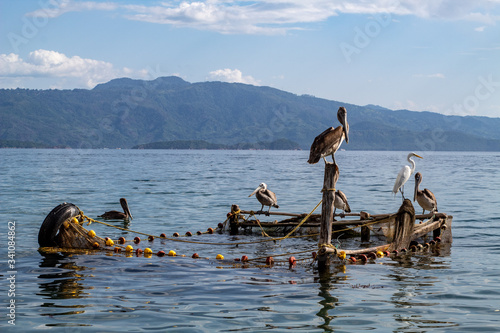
left=1, top=76, right=500, bottom=150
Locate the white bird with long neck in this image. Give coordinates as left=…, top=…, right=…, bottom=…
left=392, top=152, right=423, bottom=200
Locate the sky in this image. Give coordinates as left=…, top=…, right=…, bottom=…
left=0, top=0, right=499, bottom=118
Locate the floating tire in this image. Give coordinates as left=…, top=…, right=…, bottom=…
left=38, top=202, right=80, bottom=247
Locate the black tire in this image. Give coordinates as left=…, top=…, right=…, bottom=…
left=38, top=202, right=80, bottom=247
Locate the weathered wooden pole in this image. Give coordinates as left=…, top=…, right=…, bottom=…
left=228, top=204, right=240, bottom=235
left=360, top=225, right=370, bottom=242
left=317, top=163, right=339, bottom=268
left=438, top=215, right=453, bottom=243
left=388, top=199, right=415, bottom=252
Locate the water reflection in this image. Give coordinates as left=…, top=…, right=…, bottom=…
left=37, top=252, right=93, bottom=325
left=38, top=252, right=89, bottom=299
left=384, top=247, right=459, bottom=331
left=314, top=266, right=346, bottom=332
left=311, top=247, right=457, bottom=332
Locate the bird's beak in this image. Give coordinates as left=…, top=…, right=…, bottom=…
left=125, top=203, right=133, bottom=220
left=344, top=120, right=349, bottom=144
left=413, top=184, right=418, bottom=202
left=339, top=112, right=349, bottom=144
left=122, top=199, right=133, bottom=220
left=414, top=154, right=423, bottom=159
left=249, top=187, right=259, bottom=197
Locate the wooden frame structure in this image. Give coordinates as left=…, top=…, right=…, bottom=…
left=229, top=161, right=452, bottom=269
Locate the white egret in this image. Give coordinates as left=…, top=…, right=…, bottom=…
left=392, top=152, right=423, bottom=200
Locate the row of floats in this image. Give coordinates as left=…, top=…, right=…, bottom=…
left=84, top=223, right=445, bottom=267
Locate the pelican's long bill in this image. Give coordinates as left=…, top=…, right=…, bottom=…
left=124, top=204, right=133, bottom=220
left=120, top=198, right=133, bottom=220
left=338, top=108, right=349, bottom=144
left=413, top=179, right=419, bottom=202
left=413, top=171, right=424, bottom=202
left=248, top=185, right=262, bottom=197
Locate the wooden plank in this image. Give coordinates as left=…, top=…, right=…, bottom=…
left=238, top=210, right=443, bottom=225
left=412, top=215, right=453, bottom=243
left=412, top=218, right=444, bottom=239
left=240, top=210, right=304, bottom=217
left=238, top=222, right=320, bottom=228
left=321, top=244, right=390, bottom=256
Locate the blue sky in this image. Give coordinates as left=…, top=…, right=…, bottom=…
left=1, top=0, right=499, bottom=117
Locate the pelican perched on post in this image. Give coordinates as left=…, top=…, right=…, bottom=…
left=248, top=183, right=279, bottom=215
left=414, top=172, right=438, bottom=214
left=98, top=198, right=133, bottom=220
left=307, top=106, right=349, bottom=165
left=333, top=189, right=351, bottom=219
left=392, top=152, right=423, bottom=200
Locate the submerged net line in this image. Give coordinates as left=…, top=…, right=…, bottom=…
left=77, top=205, right=392, bottom=259
left=247, top=249, right=315, bottom=263
left=79, top=211, right=315, bottom=246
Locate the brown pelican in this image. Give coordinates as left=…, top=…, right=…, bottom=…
left=307, top=106, right=349, bottom=165
left=392, top=152, right=423, bottom=200
left=248, top=183, right=279, bottom=215
left=334, top=189, right=351, bottom=219
left=414, top=172, right=438, bottom=214
left=98, top=198, right=133, bottom=220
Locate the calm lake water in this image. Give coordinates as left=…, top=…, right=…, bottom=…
left=1, top=149, right=499, bottom=332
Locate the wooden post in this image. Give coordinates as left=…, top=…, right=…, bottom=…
left=317, top=163, right=339, bottom=268
left=361, top=225, right=370, bottom=242
left=229, top=204, right=240, bottom=235
left=439, top=215, right=453, bottom=243
left=388, top=199, right=415, bottom=252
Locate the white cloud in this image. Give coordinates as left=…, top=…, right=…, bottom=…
left=475, top=25, right=486, bottom=32
left=25, top=1, right=500, bottom=35
left=393, top=99, right=419, bottom=110
left=0, top=49, right=148, bottom=88
left=207, top=68, right=260, bottom=85
left=392, top=99, right=444, bottom=113
left=26, top=0, right=118, bottom=19
left=463, top=12, right=500, bottom=25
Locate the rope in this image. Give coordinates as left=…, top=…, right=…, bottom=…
left=318, top=243, right=337, bottom=249
left=243, top=199, right=322, bottom=242
left=229, top=209, right=241, bottom=216
left=73, top=208, right=410, bottom=267
left=281, top=199, right=322, bottom=240
left=79, top=211, right=306, bottom=246
left=77, top=206, right=391, bottom=249
left=247, top=249, right=314, bottom=263
left=247, top=211, right=273, bottom=238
